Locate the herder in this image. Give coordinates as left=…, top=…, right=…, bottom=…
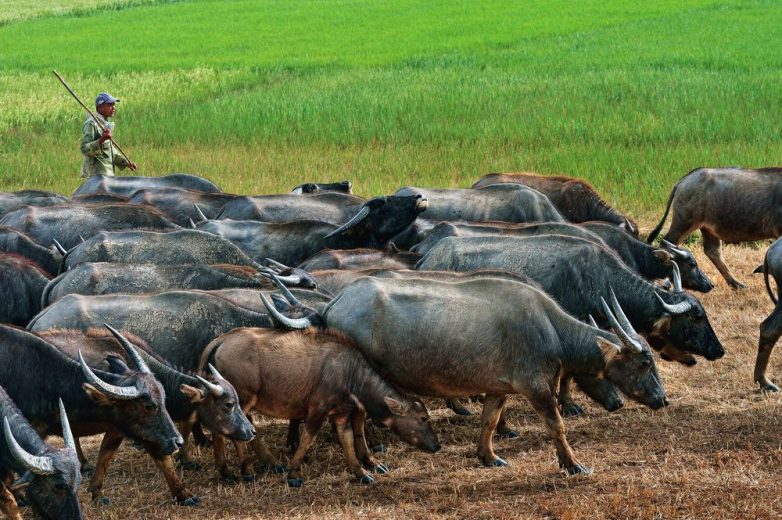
left=80, top=91, right=138, bottom=177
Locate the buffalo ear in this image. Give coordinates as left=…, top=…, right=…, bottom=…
left=106, top=354, right=130, bottom=374
left=180, top=384, right=206, bottom=403
left=384, top=397, right=409, bottom=416
left=82, top=383, right=116, bottom=406
left=652, top=249, right=673, bottom=265
left=596, top=337, right=621, bottom=364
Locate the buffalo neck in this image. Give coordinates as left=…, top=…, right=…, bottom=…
left=338, top=349, right=402, bottom=421
left=557, top=317, right=609, bottom=376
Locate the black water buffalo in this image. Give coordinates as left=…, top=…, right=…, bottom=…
left=755, top=237, right=782, bottom=392
left=42, top=263, right=263, bottom=305
left=0, top=227, right=61, bottom=276
left=0, top=204, right=180, bottom=250
left=394, top=184, right=563, bottom=224
left=72, top=173, right=222, bottom=196
left=127, top=188, right=240, bottom=225
left=298, top=248, right=421, bottom=271
left=647, top=167, right=782, bottom=289
left=0, top=190, right=69, bottom=219
left=1, top=390, right=82, bottom=519
left=417, top=235, right=725, bottom=363
left=217, top=192, right=365, bottom=223
left=267, top=277, right=667, bottom=475
left=0, top=325, right=189, bottom=505
left=472, top=172, right=639, bottom=236
left=291, top=180, right=353, bottom=194
left=0, top=254, right=50, bottom=326
left=60, top=230, right=261, bottom=272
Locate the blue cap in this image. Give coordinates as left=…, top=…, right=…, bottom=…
left=95, top=92, right=120, bottom=107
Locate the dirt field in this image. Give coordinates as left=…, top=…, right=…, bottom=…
left=64, top=242, right=782, bottom=520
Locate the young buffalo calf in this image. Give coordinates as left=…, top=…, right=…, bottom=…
left=201, top=325, right=440, bottom=487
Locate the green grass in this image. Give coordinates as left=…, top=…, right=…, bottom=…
left=1, top=0, right=781, bottom=219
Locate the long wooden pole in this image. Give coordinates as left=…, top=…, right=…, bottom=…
left=52, top=70, right=133, bottom=164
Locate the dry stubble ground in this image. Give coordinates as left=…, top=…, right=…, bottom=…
left=62, top=239, right=782, bottom=520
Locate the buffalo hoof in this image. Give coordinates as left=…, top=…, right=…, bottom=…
left=16, top=497, right=26, bottom=508
left=181, top=460, right=202, bottom=471
left=95, top=496, right=111, bottom=506
left=496, top=429, right=520, bottom=439
left=729, top=280, right=748, bottom=290
left=565, top=464, right=592, bottom=476
left=358, top=474, right=375, bottom=485
left=371, top=443, right=387, bottom=453
left=761, top=382, right=780, bottom=393
left=242, top=474, right=257, bottom=482
left=450, top=405, right=472, bottom=417
left=560, top=404, right=584, bottom=418
left=270, top=464, right=288, bottom=474
left=181, top=496, right=201, bottom=507
left=287, top=478, right=304, bottom=488
left=220, top=473, right=238, bottom=484
left=373, top=463, right=389, bottom=474
left=482, top=457, right=508, bottom=467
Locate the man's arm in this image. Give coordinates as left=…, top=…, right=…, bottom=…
left=80, top=119, right=110, bottom=157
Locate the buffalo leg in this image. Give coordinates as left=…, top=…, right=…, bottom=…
left=445, top=398, right=472, bottom=416
left=74, top=436, right=95, bottom=474
left=177, top=418, right=201, bottom=471
left=88, top=432, right=124, bottom=504
left=151, top=455, right=200, bottom=506
left=528, top=389, right=590, bottom=475
left=333, top=415, right=373, bottom=483
left=287, top=413, right=327, bottom=487
left=756, top=306, right=782, bottom=391
left=0, top=475, right=21, bottom=520
left=287, top=419, right=301, bottom=452
left=557, top=377, right=584, bottom=417
left=212, top=434, right=234, bottom=481
left=702, top=228, right=745, bottom=289
left=351, top=409, right=386, bottom=473
left=476, top=393, right=509, bottom=467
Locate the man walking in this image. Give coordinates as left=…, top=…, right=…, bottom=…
left=80, top=91, right=137, bottom=177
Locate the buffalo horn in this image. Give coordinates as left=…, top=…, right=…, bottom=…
left=103, top=324, right=152, bottom=374
left=188, top=218, right=197, bottom=229
left=588, top=315, right=598, bottom=328
left=670, top=261, right=683, bottom=293
left=600, top=297, right=643, bottom=353
left=264, top=258, right=291, bottom=272
left=79, top=350, right=141, bottom=399
left=654, top=293, right=692, bottom=315
left=263, top=272, right=304, bottom=308
left=195, top=375, right=224, bottom=397
left=608, top=288, right=639, bottom=336
left=58, top=398, right=77, bottom=452
left=258, top=268, right=302, bottom=286
left=661, top=239, right=689, bottom=258
left=259, top=293, right=312, bottom=330
left=3, top=418, right=55, bottom=476
left=323, top=205, right=370, bottom=239
left=193, top=203, right=209, bottom=222
left=208, top=363, right=227, bottom=383
left=52, top=238, right=68, bottom=256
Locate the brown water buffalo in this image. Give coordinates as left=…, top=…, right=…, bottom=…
left=200, top=326, right=440, bottom=486
left=755, top=237, right=782, bottom=391
left=472, top=172, right=639, bottom=236
left=647, top=167, right=782, bottom=289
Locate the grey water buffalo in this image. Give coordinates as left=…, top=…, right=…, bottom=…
left=0, top=204, right=180, bottom=251
left=72, top=173, right=222, bottom=197
left=268, top=277, right=666, bottom=475
left=0, top=391, right=82, bottom=520
left=395, top=184, right=563, bottom=224
left=417, top=235, right=725, bottom=363
left=37, top=326, right=255, bottom=472
left=28, top=290, right=277, bottom=372
left=472, top=172, right=639, bottom=236
left=0, top=227, right=61, bottom=276
left=291, top=180, right=353, bottom=194
left=298, top=248, right=421, bottom=271
left=0, top=254, right=50, bottom=326
left=60, top=230, right=261, bottom=272
left=0, top=190, right=69, bottom=219
left=218, top=192, right=366, bottom=223
left=127, top=188, right=240, bottom=225
left=754, top=237, right=782, bottom=391
left=646, top=167, right=782, bottom=288
left=0, top=325, right=189, bottom=505
left=42, top=263, right=264, bottom=305
left=200, top=326, right=440, bottom=485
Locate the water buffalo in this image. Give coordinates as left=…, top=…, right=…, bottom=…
left=417, top=235, right=725, bottom=363
left=0, top=254, right=50, bottom=326
left=646, top=167, right=782, bottom=289
left=267, top=277, right=667, bottom=475
left=298, top=248, right=421, bottom=271
left=0, top=227, right=61, bottom=276
left=127, top=188, right=240, bottom=225
left=755, top=237, right=782, bottom=391
left=0, top=325, right=188, bottom=505
left=0, top=204, right=180, bottom=251
left=60, top=230, right=262, bottom=272
left=218, top=192, right=365, bottom=223
left=42, top=263, right=263, bottom=305
left=0, top=392, right=82, bottom=519
left=0, top=191, right=69, bottom=220
left=291, top=180, right=352, bottom=194
left=471, top=172, right=639, bottom=236
left=72, top=173, right=222, bottom=196
left=201, top=326, right=440, bottom=485
left=394, top=184, right=564, bottom=224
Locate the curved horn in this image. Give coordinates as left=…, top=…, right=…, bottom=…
left=661, top=239, right=689, bottom=258
left=323, top=205, right=371, bottom=239
left=58, top=399, right=77, bottom=451
left=52, top=238, right=68, bottom=256
left=195, top=375, right=224, bottom=397
left=208, top=363, right=226, bottom=382
left=3, top=418, right=55, bottom=476
left=600, top=297, right=642, bottom=353
left=103, top=324, right=151, bottom=374
left=608, top=288, right=638, bottom=336
left=79, top=351, right=141, bottom=400
left=669, top=261, right=683, bottom=293
left=654, top=293, right=692, bottom=316
left=265, top=258, right=291, bottom=271
left=259, top=293, right=312, bottom=330
left=188, top=218, right=197, bottom=229
left=193, top=204, right=209, bottom=223
left=588, top=315, right=598, bottom=328
left=263, top=272, right=304, bottom=307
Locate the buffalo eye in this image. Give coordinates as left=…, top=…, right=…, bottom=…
left=144, top=402, right=158, bottom=412
left=224, top=401, right=235, bottom=411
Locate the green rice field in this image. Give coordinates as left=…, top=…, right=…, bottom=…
left=1, top=0, right=781, bottom=216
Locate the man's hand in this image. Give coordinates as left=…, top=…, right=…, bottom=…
left=127, top=161, right=138, bottom=172
left=98, top=127, right=112, bottom=144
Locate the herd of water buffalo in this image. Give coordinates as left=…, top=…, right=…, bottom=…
left=1, top=166, right=781, bottom=518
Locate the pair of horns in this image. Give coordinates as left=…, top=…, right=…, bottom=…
left=195, top=364, right=227, bottom=397
left=599, top=288, right=644, bottom=354
left=258, top=258, right=303, bottom=286
left=3, top=399, right=76, bottom=476
left=655, top=263, right=693, bottom=314
left=661, top=239, right=690, bottom=259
